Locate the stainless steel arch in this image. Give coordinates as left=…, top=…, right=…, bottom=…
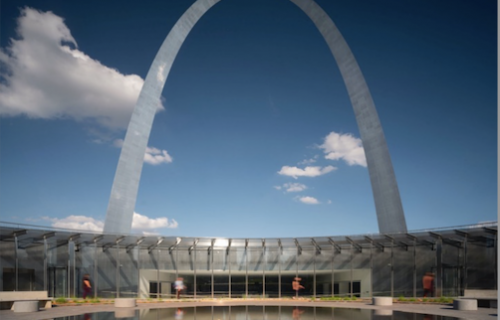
left=104, top=0, right=407, bottom=235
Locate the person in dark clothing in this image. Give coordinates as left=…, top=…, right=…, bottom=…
left=82, top=274, right=92, bottom=299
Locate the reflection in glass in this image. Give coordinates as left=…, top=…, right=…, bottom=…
left=53, top=306, right=460, bottom=320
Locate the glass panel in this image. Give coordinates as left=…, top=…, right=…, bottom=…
left=351, top=245, right=371, bottom=298
left=467, top=237, right=496, bottom=290
left=212, top=249, right=226, bottom=271
left=230, top=247, right=245, bottom=297
left=98, top=246, right=118, bottom=298
left=332, top=246, right=351, bottom=297
left=415, top=244, right=435, bottom=297
left=194, top=247, right=210, bottom=297
left=265, top=247, right=280, bottom=297
left=281, top=247, right=298, bottom=298
left=0, top=234, right=17, bottom=291
left=117, top=246, right=139, bottom=297
left=393, top=244, right=413, bottom=297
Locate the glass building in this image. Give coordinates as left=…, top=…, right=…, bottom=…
left=0, top=221, right=496, bottom=299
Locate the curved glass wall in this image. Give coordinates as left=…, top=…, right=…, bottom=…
left=0, top=222, right=496, bottom=299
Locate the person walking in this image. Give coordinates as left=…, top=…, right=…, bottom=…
left=82, top=274, right=92, bottom=299
left=174, top=277, right=185, bottom=299
left=292, top=277, right=304, bottom=299
left=422, top=272, right=434, bottom=297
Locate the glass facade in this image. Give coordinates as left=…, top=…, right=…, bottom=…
left=0, top=222, right=496, bottom=299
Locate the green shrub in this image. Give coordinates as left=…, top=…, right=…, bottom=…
left=54, top=297, right=68, bottom=304
left=437, top=296, right=453, bottom=303
left=320, top=296, right=341, bottom=301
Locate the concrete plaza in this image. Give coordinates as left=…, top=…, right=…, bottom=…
left=0, top=299, right=496, bottom=320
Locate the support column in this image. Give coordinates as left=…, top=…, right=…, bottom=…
left=156, top=247, right=160, bottom=299
left=278, top=247, right=282, bottom=299
left=211, top=239, right=214, bottom=298
left=330, top=241, right=335, bottom=297
left=350, top=243, right=353, bottom=298
left=262, top=243, right=266, bottom=298
left=136, top=246, right=140, bottom=299
left=313, top=251, right=316, bottom=299
left=157, top=246, right=162, bottom=298
left=67, top=240, right=72, bottom=298
left=390, top=239, right=394, bottom=297
left=14, top=235, right=18, bottom=291
left=245, top=240, right=248, bottom=298
left=436, top=238, right=443, bottom=297
left=295, top=239, right=300, bottom=288
left=94, top=240, right=98, bottom=298
left=457, top=243, right=461, bottom=296
left=175, top=246, right=179, bottom=280
left=494, top=232, right=497, bottom=290
left=228, top=243, right=231, bottom=299
left=194, top=240, right=197, bottom=299
left=413, top=238, right=416, bottom=298
left=43, top=237, right=48, bottom=291
left=370, top=241, right=374, bottom=297
left=116, top=244, right=120, bottom=298
left=116, top=237, right=124, bottom=298
left=73, top=244, right=76, bottom=298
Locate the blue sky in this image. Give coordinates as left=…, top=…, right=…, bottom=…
left=0, top=0, right=497, bottom=238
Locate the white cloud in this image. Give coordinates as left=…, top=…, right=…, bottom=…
left=114, top=139, right=173, bottom=165
left=131, top=212, right=178, bottom=230
left=273, top=186, right=282, bottom=190
left=298, top=157, right=317, bottom=165
left=141, top=231, right=161, bottom=236
left=319, top=132, right=367, bottom=167
left=144, top=146, right=173, bottom=165
left=282, top=182, right=307, bottom=193
left=327, top=200, right=332, bottom=204
left=43, top=212, right=178, bottom=232
left=44, top=215, right=104, bottom=232
left=278, top=165, right=336, bottom=179
left=0, top=8, right=163, bottom=129
left=296, top=196, right=320, bottom=205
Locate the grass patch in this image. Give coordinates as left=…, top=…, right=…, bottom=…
left=320, top=296, right=342, bottom=301
left=54, top=297, right=68, bottom=304
left=437, top=297, right=453, bottom=303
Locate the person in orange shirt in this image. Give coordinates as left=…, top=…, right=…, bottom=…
left=292, top=277, right=304, bottom=299
left=422, top=272, right=434, bottom=297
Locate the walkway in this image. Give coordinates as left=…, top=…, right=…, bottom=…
left=0, top=299, right=496, bottom=320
